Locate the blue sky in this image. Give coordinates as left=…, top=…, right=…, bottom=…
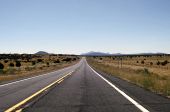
left=0, top=0, right=170, bottom=54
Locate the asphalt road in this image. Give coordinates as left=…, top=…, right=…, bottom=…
left=23, top=58, right=170, bottom=112
left=1, top=58, right=170, bottom=112
left=0, top=60, right=82, bottom=111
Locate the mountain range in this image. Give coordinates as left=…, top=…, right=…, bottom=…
left=81, top=51, right=167, bottom=56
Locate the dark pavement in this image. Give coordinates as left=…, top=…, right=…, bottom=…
left=24, top=59, right=143, bottom=112
left=0, top=60, right=82, bottom=111
left=1, top=58, right=170, bottom=112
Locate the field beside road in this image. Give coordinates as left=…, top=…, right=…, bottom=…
left=87, top=55, right=170, bottom=97
left=0, top=54, right=80, bottom=83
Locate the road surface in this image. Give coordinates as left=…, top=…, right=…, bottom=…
left=1, top=58, right=170, bottom=112
left=0, top=60, right=81, bottom=112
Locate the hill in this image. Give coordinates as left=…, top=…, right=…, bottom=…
left=35, top=51, right=49, bottom=55
left=81, top=51, right=112, bottom=56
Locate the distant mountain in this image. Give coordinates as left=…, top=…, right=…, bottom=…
left=81, top=51, right=167, bottom=56
left=81, top=51, right=112, bottom=56
left=35, top=51, right=49, bottom=55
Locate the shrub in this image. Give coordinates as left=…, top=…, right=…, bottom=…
left=46, top=62, right=49, bottom=66
left=32, top=61, right=36, bottom=66
left=161, top=60, right=169, bottom=66
left=62, top=58, right=72, bottom=62
left=157, top=61, right=160, bottom=65
left=72, top=58, right=77, bottom=61
left=0, top=63, right=4, bottom=69
left=9, top=63, right=14, bottom=67
left=4, top=60, right=8, bottom=63
left=136, top=61, right=139, bottom=63
left=150, top=62, right=153, bottom=66
left=37, top=59, right=43, bottom=63
left=54, top=59, right=60, bottom=63
left=26, top=59, right=30, bottom=62
left=141, top=60, right=145, bottom=64
left=16, top=61, right=21, bottom=67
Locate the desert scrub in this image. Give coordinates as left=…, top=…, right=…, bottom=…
left=87, top=58, right=170, bottom=97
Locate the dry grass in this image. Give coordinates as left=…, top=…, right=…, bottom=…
left=97, top=55, right=170, bottom=76
left=87, top=57, right=170, bottom=97
left=0, top=55, right=80, bottom=83
left=0, top=62, right=78, bottom=83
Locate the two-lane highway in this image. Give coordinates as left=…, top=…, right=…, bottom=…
left=0, top=60, right=83, bottom=111
left=24, top=59, right=150, bottom=112
left=1, top=58, right=170, bottom=112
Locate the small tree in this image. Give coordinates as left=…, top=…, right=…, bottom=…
left=72, top=58, right=76, bottom=61
left=0, top=63, right=4, bottom=69
left=161, top=60, right=169, bottom=66
left=32, top=61, right=36, bottom=66
left=46, top=62, right=49, bottom=66
left=54, top=59, right=60, bottom=63
left=150, top=62, right=153, bottom=66
left=157, top=61, right=160, bottom=66
left=37, top=59, right=43, bottom=63
left=16, top=61, right=21, bottom=67
left=4, top=60, right=8, bottom=63
left=62, top=58, right=72, bottom=62
left=9, top=63, right=14, bottom=67
left=141, top=60, right=145, bottom=64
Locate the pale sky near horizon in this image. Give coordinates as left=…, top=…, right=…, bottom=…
left=0, top=0, right=170, bottom=54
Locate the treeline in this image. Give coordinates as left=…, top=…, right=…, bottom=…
left=0, top=54, right=79, bottom=60
left=90, top=54, right=170, bottom=59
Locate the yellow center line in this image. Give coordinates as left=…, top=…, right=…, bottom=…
left=15, top=109, right=22, bottom=112
left=57, top=79, right=64, bottom=84
left=5, top=71, right=74, bottom=112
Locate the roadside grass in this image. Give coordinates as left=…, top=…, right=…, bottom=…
left=95, top=55, right=170, bottom=76
left=87, top=58, right=170, bottom=97
left=0, top=57, right=79, bottom=83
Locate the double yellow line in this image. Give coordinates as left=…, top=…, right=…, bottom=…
left=5, top=71, right=74, bottom=112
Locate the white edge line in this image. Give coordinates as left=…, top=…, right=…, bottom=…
left=0, top=68, right=71, bottom=87
left=86, top=62, right=150, bottom=112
